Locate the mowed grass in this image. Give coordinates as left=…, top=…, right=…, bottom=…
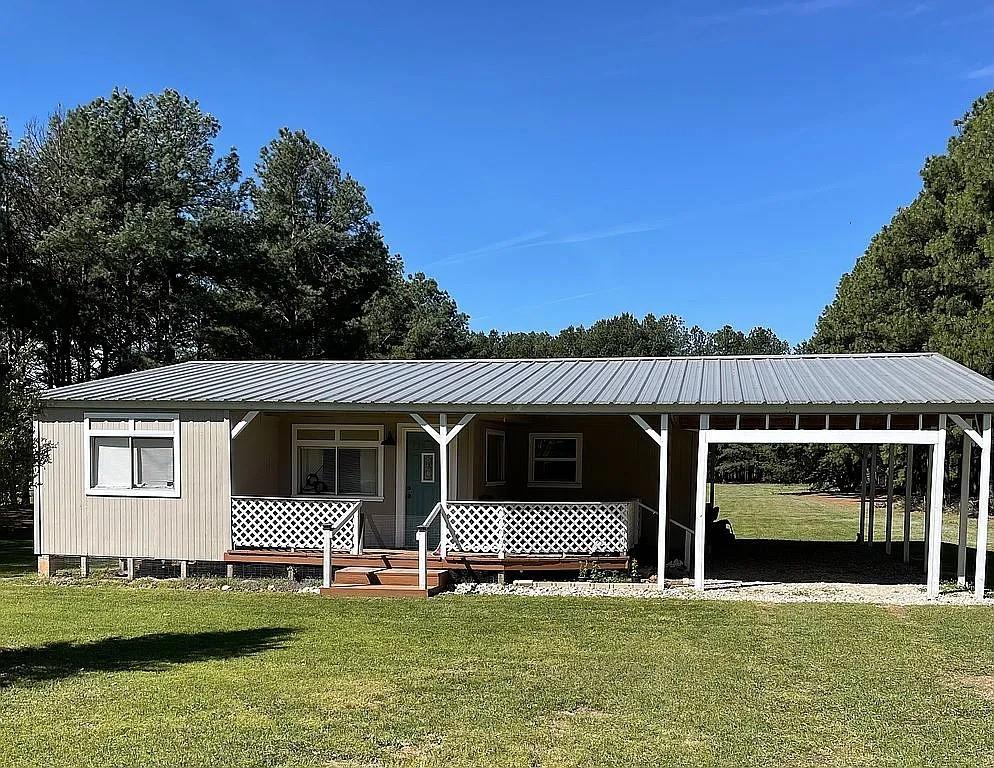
left=715, top=483, right=994, bottom=550
left=0, top=582, right=993, bottom=768
left=0, top=540, right=34, bottom=578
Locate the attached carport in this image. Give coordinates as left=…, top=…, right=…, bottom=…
left=630, top=353, right=994, bottom=600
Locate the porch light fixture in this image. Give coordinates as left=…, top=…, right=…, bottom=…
left=381, top=430, right=396, bottom=447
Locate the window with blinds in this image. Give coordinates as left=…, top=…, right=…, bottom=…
left=293, top=425, right=383, bottom=499
left=85, top=414, right=180, bottom=497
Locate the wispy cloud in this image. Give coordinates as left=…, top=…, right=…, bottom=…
left=965, top=64, right=994, bottom=80
left=428, top=219, right=666, bottom=268
left=427, top=229, right=547, bottom=267
left=473, top=287, right=620, bottom=325
left=695, top=0, right=859, bottom=24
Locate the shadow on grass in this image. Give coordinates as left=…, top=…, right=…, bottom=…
left=0, top=627, right=296, bottom=687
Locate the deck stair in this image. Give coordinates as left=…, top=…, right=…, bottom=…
left=320, top=566, right=450, bottom=598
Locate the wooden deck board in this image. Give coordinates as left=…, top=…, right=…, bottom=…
left=224, top=548, right=629, bottom=573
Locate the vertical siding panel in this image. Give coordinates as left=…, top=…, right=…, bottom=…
left=39, top=407, right=230, bottom=561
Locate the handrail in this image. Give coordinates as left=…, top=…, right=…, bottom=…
left=321, top=500, right=364, bottom=589
left=416, top=502, right=444, bottom=591
left=636, top=501, right=694, bottom=572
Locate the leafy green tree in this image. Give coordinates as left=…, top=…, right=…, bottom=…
left=13, top=89, right=245, bottom=384
left=363, top=271, right=471, bottom=358
left=246, top=128, right=394, bottom=359
left=0, top=345, right=52, bottom=509
left=809, top=92, right=994, bottom=377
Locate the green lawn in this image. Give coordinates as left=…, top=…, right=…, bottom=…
left=0, top=539, right=34, bottom=578
left=0, top=581, right=992, bottom=767
left=715, top=483, right=994, bottom=551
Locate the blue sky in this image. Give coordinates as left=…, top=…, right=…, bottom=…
left=2, top=1, right=992, bottom=343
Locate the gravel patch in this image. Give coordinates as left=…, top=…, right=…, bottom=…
left=450, top=579, right=987, bottom=605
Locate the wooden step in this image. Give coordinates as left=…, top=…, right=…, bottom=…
left=333, top=566, right=383, bottom=585
left=374, top=568, right=449, bottom=588
left=319, top=583, right=447, bottom=599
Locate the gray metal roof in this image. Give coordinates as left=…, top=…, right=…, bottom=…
left=41, top=353, right=994, bottom=413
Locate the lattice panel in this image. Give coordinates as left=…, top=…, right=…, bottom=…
left=445, top=501, right=638, bottom=555
left=231, top=496, right=358, bottom=550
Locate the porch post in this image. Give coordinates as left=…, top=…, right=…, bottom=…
left=658, top=414, right=669, bottom=590
left=975, top=414, right=991, bottom=600
left=926, top=415, right=947, bottom=598
left=958, top=434, right=972, bottom=587
left=694, top=415, right=709, bottom=591
left=924, top=447, right=933, bottom=574
left=903, top=444, right=913, bottom=564
left=438, top=414, right=449, bottom=558
left=885, top=444, right=895, bottom=555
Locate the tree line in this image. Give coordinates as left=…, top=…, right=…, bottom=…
left=1, top=88, right=991, bottom=507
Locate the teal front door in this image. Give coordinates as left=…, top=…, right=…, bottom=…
left=405, top=432, right=440, bottom=548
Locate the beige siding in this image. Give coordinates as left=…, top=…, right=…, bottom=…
left=37, top=408, right=231, bottom=560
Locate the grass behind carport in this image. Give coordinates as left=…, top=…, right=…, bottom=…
left=0, top=581, right=992, bottom=767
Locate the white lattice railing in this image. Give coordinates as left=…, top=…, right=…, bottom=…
left=437, top=500, right=641, bottom=556
left=231, top=496, right=362, bottom=550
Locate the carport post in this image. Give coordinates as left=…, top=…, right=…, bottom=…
left=868, top=446, right=878, bottom=545
left=903, top=445, right=913, bottom=564
left=885, top=444, right=895, bottom=555
left=958, top=435, right=972, bottom=587
left=975, top=414, right=991, bottom=600
left=858, top=449, right=867, bottom=542
left=923, top=449, right=933, bottom=574
left=926, top=415, right=947, bottom=598
left=693, top=415, right=709, bottom=591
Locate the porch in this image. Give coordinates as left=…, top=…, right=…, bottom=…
left=225, top=410, right=684, bottom=592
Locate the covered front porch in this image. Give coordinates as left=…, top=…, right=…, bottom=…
left=225, top=409, right=682, bottom=591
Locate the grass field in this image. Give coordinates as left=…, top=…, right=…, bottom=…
left=714, top=483, right=994, bottom=551
left=0, top=582, right=993, bottom=767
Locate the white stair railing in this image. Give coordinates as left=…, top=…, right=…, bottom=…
left=637, top=501, right=694, bottom=573
left=320, top=501, right=364, bottom=589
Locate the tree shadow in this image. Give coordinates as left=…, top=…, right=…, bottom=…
left=0, top=627, right=296, bottom=687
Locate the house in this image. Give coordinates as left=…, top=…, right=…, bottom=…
left=36, top=353, right=994, bottom=598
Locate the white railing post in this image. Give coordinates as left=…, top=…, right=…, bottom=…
left=351, top=504, right=364, bottom=556
left=322, top=526, right=333, bottom=588
left=974, top=414, right=991, bottom=600
left=417, top=528, right=428, bottom=591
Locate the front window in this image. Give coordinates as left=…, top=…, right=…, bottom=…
left=85, top=413, right=180, bottom=497
left=293, top=425, right=383, bottom=499
left=528, top=433, right=582, bottom=487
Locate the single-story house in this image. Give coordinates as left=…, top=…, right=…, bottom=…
left=36, top=353, right=994, bottom=598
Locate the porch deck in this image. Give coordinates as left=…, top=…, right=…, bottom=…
left=223, top=547, right=631, bottom=574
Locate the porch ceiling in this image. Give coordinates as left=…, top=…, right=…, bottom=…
left=42, top=353, right=994, bottom=414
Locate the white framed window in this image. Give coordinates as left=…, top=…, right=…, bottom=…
left=528, top=433, right=582, bottom=488
left=292, top=424, right=384, bottom=500
left=485, top=429, right=506, bottom=486
left=84, top=413, right=180, bottom=498
left=420, top=452, right=436, bottom=483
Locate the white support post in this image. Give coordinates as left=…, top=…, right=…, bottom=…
left=438, top=414, right=449, bottom=559
left=126, top=557, right=135, bottom=581
left=630, top=414, right=669, bottom=589
left=868, top=446, right=877, bottom=545
left=694, top=415, right=709, bottom=591
left=859, top=449, right=867, bottom=543
left=411, top=412, right=475, bottom=561
left=226, top=563, right=235, bottom=579
left=79, top=556, right=89, bottom=578
left=885, top=444, right=895, bottom=555
left=179, top=560, right=188, bottom=579
left=924, top=448, right=933, bottom=574
left=230, top=410, right=259, bottom=439
left=958, top=435, right=972, bottom=587
left=926, top=415, right=947, bottom=598
left=975, top=414, right=991, bottom=600
left=904, top=444, right=913, bottom=564
left=351, top=507, right=364, bottom=556
left=322, top=527, right=332, bottom=589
